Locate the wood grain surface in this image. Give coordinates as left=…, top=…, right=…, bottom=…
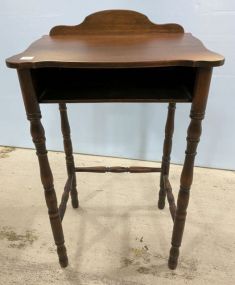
left=6, top=10, right=224, bottom=69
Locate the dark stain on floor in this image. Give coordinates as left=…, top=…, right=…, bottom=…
left=0, top=147, right=16, bottom=158
left=0, top=226, right=38, bottom=249
left=121, top=236, right=198, bottom=280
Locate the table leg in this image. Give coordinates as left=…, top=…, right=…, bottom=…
left=59, top=103, right=79, bottom=208
left=17, top=69, right=68, bottom=267
left=158, top=103, right=176, bottom=209
left=168, top=67, right=212, bottom=269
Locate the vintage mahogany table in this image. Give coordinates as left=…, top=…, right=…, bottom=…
left=6, top=10, right=224, bottom=269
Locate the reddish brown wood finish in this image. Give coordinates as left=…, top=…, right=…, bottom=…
left=6, top=10, right=224, bottom=69
left=75, top=166, right=161, bottom=173
left=5, top=10, right=224, bottom=270
left=168, top=67, right=213, bottom=269
left=17, top=69, right=68, bottom=267
left=59, top=103, right=79, bottom=208
left=6, top=34, right=224, bottom=69
left=50, top=10, right=184, bottom=36
left=163, top=176, right=176, bottom=221
left=158, top=103, right=176, bottom=209
left=59, top=175, right=74, bottom=221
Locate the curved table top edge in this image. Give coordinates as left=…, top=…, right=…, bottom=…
left=5, top=34, right=225, bottom=69
left=6, top=9, right=225, bottom=69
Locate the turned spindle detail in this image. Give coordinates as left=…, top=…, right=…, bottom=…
left=59, top=175, right=74, bottom=221
left=7, top=10, right=224, bottom=269
left=17, top=69, right=68, bottom=268
left=158, top=102, right=176, bottom=209
left=163, top=175, right=176, bottom=221
left=75, top=166, right=161, bottom=173
left=59, top=103, right=79, bottom=208
left=28, top=112, right=68, bottom=267
left=168, top=67, right=212, bottom=270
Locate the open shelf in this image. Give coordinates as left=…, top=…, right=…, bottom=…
left=31, top=67, right=197, bottom=103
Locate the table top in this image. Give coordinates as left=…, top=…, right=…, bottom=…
left=6, top=10, right=224, bottom=69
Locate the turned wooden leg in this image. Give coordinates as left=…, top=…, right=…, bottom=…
left=59, top=103, right=79, bottom=208
left=18, top=69, right=68, bottom=267
left=168, top=67, right=212, bottom=270
left=158, top=102, right=176, bottom=209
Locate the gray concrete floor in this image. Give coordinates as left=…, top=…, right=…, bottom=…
left=0, top=146, right=235, bottom=285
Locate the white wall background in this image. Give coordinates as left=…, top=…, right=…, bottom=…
left=0, top=1, right=234, bottom=169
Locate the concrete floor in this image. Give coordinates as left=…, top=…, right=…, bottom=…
left=0, top=146, right=235, bottom=285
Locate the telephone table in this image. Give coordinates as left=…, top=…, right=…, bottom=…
left=6, top=10, right=225, bottom=269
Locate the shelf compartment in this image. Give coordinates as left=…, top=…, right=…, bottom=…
left=31, top=67, right=197, bottom=103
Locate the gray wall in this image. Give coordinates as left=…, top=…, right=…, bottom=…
left=1, top=1, right=234, bottom=169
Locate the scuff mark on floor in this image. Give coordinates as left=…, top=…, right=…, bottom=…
left=0, top=146, right=16, bottom=158
left=0, top=226, right=38, bottom=249
left=120, top=237, right=198, bottom=280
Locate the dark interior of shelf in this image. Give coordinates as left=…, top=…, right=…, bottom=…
left=31, top=67, right=197, bottom=103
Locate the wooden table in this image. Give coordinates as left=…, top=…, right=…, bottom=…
left=6, top=10, right=224, bottom=270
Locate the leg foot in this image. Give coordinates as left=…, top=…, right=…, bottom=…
left=71, top=174, right=79, bottom=208
left=168, top=246, right=179, bottom=270
left=71, top=192, right=79, bottom=208
left=58, top=245, right=69, bottom=267
left=70, top=174, right=79, bottom=208
left=158, top=188, right=166, bottom=209
left=158, top=103, right=176, bottom=208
